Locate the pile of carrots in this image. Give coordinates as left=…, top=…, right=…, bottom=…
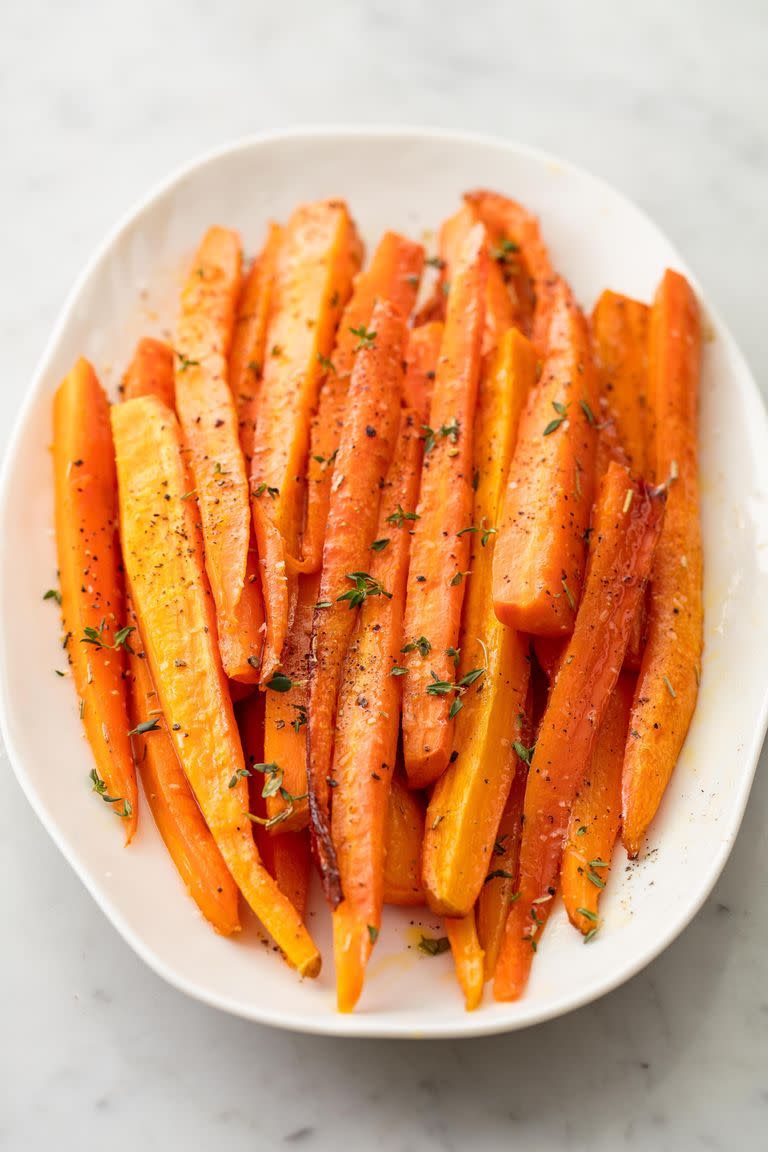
left=51, top=189, right=702, bottom=1011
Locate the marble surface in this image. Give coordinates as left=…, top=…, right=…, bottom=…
left=2, top=1, right=767, bottom=1148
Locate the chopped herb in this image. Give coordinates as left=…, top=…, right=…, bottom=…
left=81, top=620, right=135, bottom=652
left=228, top=767, right=251, bottom=788
left=349, top=324, right=376, bottom=351
left=55, top=669, right=66, bottom=677
left=337, top=571, right=392, bottom=609
left=402, top=635, right=431, bottom=658
left=386, top=504, right=419, bottom=528
left=128, top=718, right=161, bottom=736
left=576, top=907, right=599, bottom=922
left=584, top=927, right=599, bottom=943
left=266, top=673, right=293, bottom=692
left=493, top=836, right=508, bottom=856
left=254, top=482, right=279, bottom=499
left=44, top=588, right=62, bottom=605
left=580, top=398, right=597, bottom=426
left=543, top=417, right=565, bottom=436
left=175, top=351, right=200, bottom=372
left=552, top=400, right=569, bottom=417
left=426, top=672, right=453, bottom=697
left=576, top=825, right=588, bottom=836
left=370, top=538, right=390, bottom=552
left=513, top=740, right=535, bottom=765
left=290, top=705, right=308, bottom=734
left=181, top=489, right=197, bottom=501
left=561, top=578, right=576, bottom=611
left=391, top=666, right=408, bottom=677
left=424, top=255, right=445, bottom=270
left=405, top=274, right=420, bottom=287
left=422, top=419, right=460, bottom=454
left=450, top=571, right=466, bottom=587
left=418, top=934, right=450, bottom=956
left=89, top=769, right=131, bottom=818
left=315, top=600, right=332, bottom=609
left=317, top=354, right=336, bottom=374
left=587, top=870, right=606, bottom=889
left=446, top=646, right=460, bottom=667
left=448, top=697, right=462, bottom=719
left=456, top=516, right=500, bottom=548
left=457, top=667, right=485, bottom=688
left=589, top=859, right=610, bottom=869
left=367, top=924, right=379, bottom=944
left=484, top=869, right=515, bottom=884
left=490, top=238, right=520, bottom=262
left=271, top=344, right=283, bottom=357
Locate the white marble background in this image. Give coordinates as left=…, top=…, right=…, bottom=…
left=2, top=2, right=767, bottom=1148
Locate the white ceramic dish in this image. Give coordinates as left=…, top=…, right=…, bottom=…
left=1, top=129, right=766, bottom=1038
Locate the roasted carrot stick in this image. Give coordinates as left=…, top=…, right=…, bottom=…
left=403, top=322, right=443, bottom=424
left=228, top=223, right=283, bottom=471
left=174, top=226, right=265, bottom=684
left=382, top=771, right=426, bottom=906
left=494, top=463, right=665, bottom=1000
left=622, top=270, right=702, bottom=858
left=122, top=338, right=175, bottom=408
left=446, top=911, right=485, bottom=1011
left=464, top=190, right=555, bottom=350
left=330, top=407, right=422, bottom=1010
left=423, top=329, right=536, bottom=915
left=492, top=279, right=598, bottom=635
left=476, top=757, right=527, bottom=980
left=127, top=602, right=240, bottom=933
left=303, top=231, right=424, bottom=570
left=262, top=571, right=318, bottom=831
left=251, top=200, right=362, bottom=679
left=591, top=290, right=650, bottom=478
left=53, top=358, right=137, bottom=841
left=112, top=396, right=320, bottom=975
left=308, top=300, right=405, bottom=905
left=561, top=672, right=634, bottom=934
left=401, top=224, right=488, bottom=789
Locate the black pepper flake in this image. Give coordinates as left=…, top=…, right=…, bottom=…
left=365, top=425, right=376, bottom=438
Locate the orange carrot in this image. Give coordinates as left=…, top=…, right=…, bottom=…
left=382, top=771, right=426, bottom=906
left=464, top=190, right=555, bottom=349
left=53, top=358, right=137, bottom=841
left=262, top=571, right=318, bottom=831
left=174, top=226, right=265, bottom=683
left=331, top=407, right=422, bottom=1010
left=308, top=300, right=405, bottom=904
left=228, top=222, right=283, bottom=471
left=401, top=224, right=488, bottom=789
left=127, top=602, right=240, bottom=933
left=446, top=912, right=485, bottom=1011
left=492, top=279, right=598, bottom=635
left=592, top=290, right=650, bottom=478
left=403, top=322, right=443, bottom=424
left=423, top=329, right=536, bottom=915
left=122, top=338, right=175, bottom=408
left=303, top=231, right=424, bottom=570
left=112, top=395, right=320, bottom=975
left=476, top=758, right=527, bottom=980
left=561, top=672, right=634, bottom=934
left=622, top=270, right=702, bottom=857
left=494, top=463, right=665, bottom=1000
left=251, top=200, right=362, bottom=680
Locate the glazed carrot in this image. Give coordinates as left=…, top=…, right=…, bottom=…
left=492, top=279, right=598, bottom=635
left=127, top=602, right=240, bottom=934
left=112, top=396, right=320, bottom=975
left=303, top=231, right=424, bottom=570
left=423, top=329, right=536, bottom=915
left=401, top=224, right=488, bottom=788
left=382, top=771, right=425, bottom=906
left=228, top=223, right=283, bottom=470
left=53, top=359, right=137, bottom=841
left=494, top=463, right=665, bottom=1000
left=251, top=200, right=362, bottom=679
left=622, top=270, right=702, bottom=858
left=592, top=290, right=650, bottom=478
left=532, top=635, right=567, bottom=685
left=561, top=672, right=634, bottom=934
left=440, top=203, right=515, bottom=353
left=464, top=189, right=555, bottom=350
left=122, top=338, right=175, bottom=408
left=330, top=408, right=422, bottom=1010
left=403, top=322, right=443, bottom=424
left=262, top=571, right=318, bottom=831
left=476, top=758, right=527, bottom=980
left=446, top=912, right=485, bottom=1011
left=308, top=300, right=405, bottom=905
left=174, top=226, right=265, bottom=684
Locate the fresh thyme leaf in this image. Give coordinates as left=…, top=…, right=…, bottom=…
left=175, top=351, right=200, bottom=372
left=385, top=504, right=419, bottom=528
left=367, top=924, right=379, bottom=944
left=552, top=400, right=569, bottom=417
left=317, top=354, right=336, bottom=374
left=446, top=646, right=460, bottom=667
left=426, top=672, right=453, bottom=697
left=290, top=705, right=308, bottom=734
left=391, top=666, right=408, bottom=677
left=370, top=538, right=390, bottom=552
left=543, top=417, right=565, bottom=436
left=561, top=578, right=576, bottom=611
left=513, top=740, right=535, bottom=765
left=457, top=667, right=485, bottom=688
left=576, top=907, right=599, bottom=922
left=402, top=635, right=431, bottom=658
left=266, top=673, right=293, bottom=692
left=448, top=697, right=462, bottom=719
left=336, top=572, right=392, bottom=609
left=418, top=934, right=450, bottom=956
left=576, top=825, right=588, bottom=836
left=484, top=868, right=515, bottom=884
left=349, top=324, right=377, bottom=351
left=584, top=927, right=599, bottom=943
left=254, top=482, right=279, bottom=499
left=44, top=588, right=62, bottom=605
left=315, top=600, right=332, bottom=609
left=228, top=767, right=251, bottom=788
left=589, top=859, right=610, bottom=869
left=587, top=870, right=606, bottom=889
left=580, top=398, right=597, bottom=426
left=450, top=571, right=466, bottom=587
left=128, top=718, right=161, bottom=736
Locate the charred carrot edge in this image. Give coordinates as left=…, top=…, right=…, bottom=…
left=494, top=463, right=665, bottom=1001
left=251, top=200, right=362, bottom=680
left=402, top=322, right=443, bottom=426
left=464, top=189, right=555, bottom=349
left=331, top=408, right=422, bottom=1011
left=263, top=571, right=318, bottom=830
left=127, top=600, right=240, bottom=933
left=122, top=338, right=175, bottom=408
left=112, top=395, right=320, bottom=976
left=401, top=223, right=489, bottom=789
left=423, top=330, right=536, bottom=916
left=476, top=759, right=527, bottom=981
left=229, top=223, right=283, bottom=472
left=382, top=772, right=426, bottom=907
left=446, top=912, right=485, bottom=1011
left=308, top=300, right=405, bottom=905
left=492, top=279, right=598, bottom=635
left=622, top=270, right=703, bottom=858
left=561, top=672, right=634, bottom=935
left=303, top=231, right=424, bottom=571
left=53, top=358, right=137, bottom=842
left=174, top=226, right=265, bottom=684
